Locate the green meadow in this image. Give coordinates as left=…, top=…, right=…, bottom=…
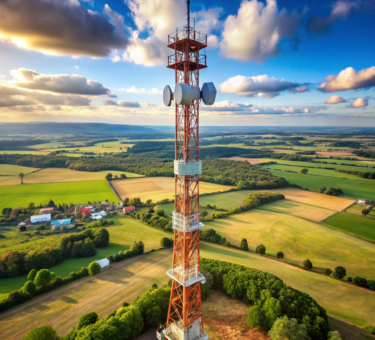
left=0, top=164, right=39, bottom=175
left=323, top=212, right=375, bottom=243
left=0, top=180, right=118, bottom=211
left=267, top=168, right=375, bottom=199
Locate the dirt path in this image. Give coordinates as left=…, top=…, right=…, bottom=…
left=0, top=250, right=172, bottom=340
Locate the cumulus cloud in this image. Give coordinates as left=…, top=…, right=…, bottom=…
left=201, top=101, right=253, bottom=112
left=320, top=66, right=375, bottom=92
left=349, top=98, right=368, bottom=108
left=220, top=0, right=302, bottom=62
left=103, top=99, right=141, bottom=108
left=118, top=86, right=162, bottom=95
left=219, top=75, right=308, bottom=98
left=10, top=69, right=115, bottom=96
left=307, top=0, right=375, bottom=33
left=325, top=95, right=347, bottom=104
left=0, top=0, right=129, bottom=57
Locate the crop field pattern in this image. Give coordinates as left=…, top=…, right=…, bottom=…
left=112, top=177, right=234, bottom=202
left=0, top=180, right=117, bottom=211
left=202, top=209, right=375, bottom=279
left=0, top=168, right=142, bottom=186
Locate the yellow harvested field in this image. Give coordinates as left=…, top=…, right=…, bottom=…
left=0, top=168, right=142, bottom=185
left=260, top=199, right=336, bottom=222
left=315, top=151, right=356, bottom=157
left=0, top=251, right=172, bottom=339
left=249, top=188, right=355, bottom=211
left=359, top=160, right=375, bottom=165
left=112, top=176, right=234, bottom=202
left=222, top=156, right=272, bottom=165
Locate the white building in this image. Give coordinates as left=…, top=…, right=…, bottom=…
left=96, top=258, right=110, bottom=271
left=31, top=214, right=51, bottom=224
left=357, top=199, right=366, bottom=204
left=91, top=211, right=107, bottom=220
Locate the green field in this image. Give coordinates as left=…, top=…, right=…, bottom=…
left=323, top=212, right=375, bottom=242
left=0, top=150, right=50, bottom=155
left=0, top=164, right=39, bottom=175
left=200, top=243, right=375, bottom=327
left=202, top=209, right=375, bottom=279
left=345, top=203, right=375, bottom=220
left=0, top=180, right=118, bottom=211
left=200, top=191, right=253, bottom=209
left=267, top=169, right=375, bottom=199
left=0, top=215, right=169, bottom=298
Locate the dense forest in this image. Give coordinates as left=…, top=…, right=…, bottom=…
left=354, top=150, right=375, bottom=158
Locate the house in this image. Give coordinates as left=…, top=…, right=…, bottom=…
left=18, top=221, right=26, bottom=227
left=96, top=258, right=110, bottom=271
left=91, top=211, right=107, bottom=220
left=123, top=205, right=135, bottom=214
left=81, top=207, right=94, bottom=214
left=357, top=199, right=366, bottom=204
left=31, top=214, right=51, bottom=224
left=51, top=218, right=73, bottom=230
left=39, top=207, right=54, bottom=215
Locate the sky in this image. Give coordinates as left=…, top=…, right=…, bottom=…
left=0, top=0, right=375, bottom=127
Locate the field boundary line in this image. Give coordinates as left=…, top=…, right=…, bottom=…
left=107, top=179, right=122, bottom=204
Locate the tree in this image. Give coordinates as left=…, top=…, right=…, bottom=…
left=50, top=272, right=56, bottom=281
left=240, top=238, right=249, bottom=251
left=48, top=200, right=55, bottom=208
left=123, top=197, right=130, bottom=205
left=28, top=202, right=35, bottom=210
left=276, top=251, right=284, bottom=259
left=24, top=325, right=57, bottom=340
left=269, top=315, right=310, bottom=340
left=27, top=268, right=38, bottom=281
left=129, top=197, right=142, bottom=206
left=18, top=172, right=25, bottom=184
left=328, top=331, right=342, bottom=340
left=332, top=266, right=346, bottom=279
left=156, top=209, right=164, bottom=217
left=120, top=173, right=127, bottom=179
left=88, top=261, right=100, bottom=276
left=160, top=237, right=173, bottom=248
left=34, top=269, right=51, bottom=287
left=324, top=268, right=332, bottom=276
left=78, top=312, right=98, bottom=329
left=300, top=169, right=308, bottom=174
left=19, top=225, right=26, bottom=232
left=247, top=305, right=267, bottom=330
left=303, top=259, right=313, bottom=270
left=319, top=186, right=326, bottom=193
left=256, top=244, right=266, bottom=256
left=362, top=209, right=369, bottom=217
left=105, top=173, right=113, bottom=180
left=131, top=241, right=145, bottom=255
left=201, top=210, right=208, bottom=217
left=23, top=280, right=36, bottom=294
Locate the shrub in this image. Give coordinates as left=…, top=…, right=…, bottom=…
left=332, top=266, right=346, bottom=279
left=156, top=209, right=164, bottom=217
left=201, top=283, right=210, bottom=300
left=353, top=276, right=368, bottom=288
left=324, top=268, right=333, bottom=276
left=240, top=238, right=249, bottom=251
left=107, top=255, right=114, bottom=263
left=303, top=259, right=313, bottom=270
left=276, top=251, right=284, bottom=259
left=34, top=269, right=51, bottom=287
left=300, top=168, right=308, bottom=174
left=256, top=244, right=266, bottom=256
left=328, top=330, right=342, bottom=340
left=19, top=225, right=26, bottom=232
left=269, top=316, right=310, bottom=340
left=88, top=261, right=100, bottom=276
left=27, top=268, right=38, bottom=281
left=23, top=280, right=36, bottom=294
left=201, top=210, right=208, bottom=217
left=78, top=312, right=98, bottom=329
left=24, top=325, right=57, bottom=340
left=131, top=241, right=145, bottom=255
left=160, top=237, right=173, bottom=248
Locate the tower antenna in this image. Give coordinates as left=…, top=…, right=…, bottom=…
left=187, top=0, right=190, bottom=30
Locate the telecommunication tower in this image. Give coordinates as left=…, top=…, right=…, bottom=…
left=158, top=1, right=216, bottom=340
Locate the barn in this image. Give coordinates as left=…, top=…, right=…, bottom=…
left=123, top=205, right=136, bottom=214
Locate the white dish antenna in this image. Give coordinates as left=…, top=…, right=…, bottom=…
left=163, top=82, right=216, bottom=106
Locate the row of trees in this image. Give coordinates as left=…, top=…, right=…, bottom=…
left=336, top=169, right=375, bottom=179
left=318, top=186, right=344, bottom=196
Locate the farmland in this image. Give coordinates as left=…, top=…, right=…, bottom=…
left=0, top=164, right=39, bottom=175
left=0, top=168, right=142, bottom=186
left=112, top=176, right=234, bottom=202
left=345, top=203, right=375, bottom=219
left=0, top=251, right=172, bottom=339
left=200, top=243, right=375, bottom=327
left=323, top=212, right=375, bottom=243
left=267, top=169, right=375, bottom=199
left=0, top=180, right=117, bottom=211
left=202, top=209, right=375, bottom=279
left=259, top=199, right=335, bottom=222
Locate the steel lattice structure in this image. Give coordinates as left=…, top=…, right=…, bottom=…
left=163, top=1, right=209, bottom=340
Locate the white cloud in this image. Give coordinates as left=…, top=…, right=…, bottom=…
left=320, top=66, right=375, bottom=92
left=119, top=86, right=146, bottom=94
left=325, top=95, right=347, bottom=104
left=219, top=74, right=307, bottom=98
left=103, top=99, right=141, bottom=108
left=75, top=65, right=80, bottom=69
left=220, top=0, right=302, bottom=62
left=349, top=98, right=368, bottom=108
left=148, top=88, right=162, bottom=95
left=10, top=68, right=115, bottom=96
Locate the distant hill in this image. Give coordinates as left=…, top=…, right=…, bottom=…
left=0, top=123, right=157, bottom=135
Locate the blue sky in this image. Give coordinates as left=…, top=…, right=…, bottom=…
left=0, top=0, right=374, bottom=126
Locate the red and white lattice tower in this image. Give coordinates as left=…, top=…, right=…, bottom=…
left=158, top=1, right=216, bottom=340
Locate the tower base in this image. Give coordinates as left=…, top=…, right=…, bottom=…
left=165, top=317, right=208, bottom=340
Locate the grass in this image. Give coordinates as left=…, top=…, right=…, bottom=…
left=0, top=215, right=169, bottom=297
left=0, top=250, right=172, bottom=339
left=112, top=177, right=234, bottom=203
left=200, top=243, right=375, bottom=327
left=267, top=169, right=375, bottom=200
left=323, top=212, right=375, bottom=243
left=0, top=180, right=118, bottom=211
left=259, top=199, right=335, bottom=222
left=0, top=150, right=50, bottom=155
left=200, top=191, right=253, bottom=209
left=345, top=203, right=375, bottom=219
left=0, top=164, right=39, bottom=176
left=202, top=209, right=375, bottom=279
left=0, top=168, right=142, bottom=186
